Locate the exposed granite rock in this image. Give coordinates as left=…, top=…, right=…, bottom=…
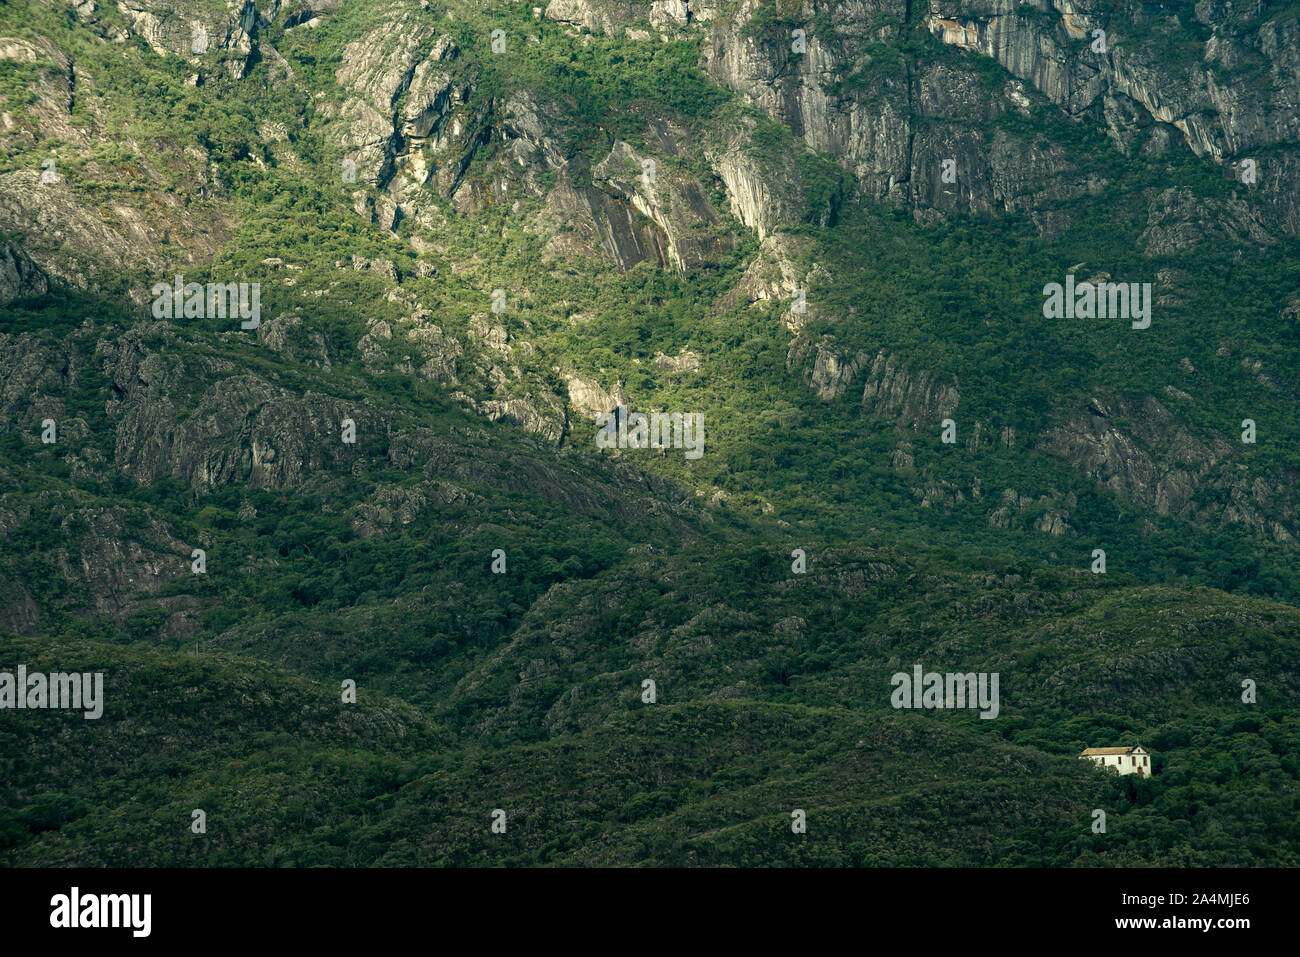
left=0, top=241, right=49, bottom=304
left=653, top=350, right=701, bottom=374
left=566, top=375, right=631, bottom=419
left=1046, top=394, right=1293, bottom=541
left=329, top=8, right=474, bottom=223
left=700, top=0, right=1097, bottom=226
left=797, top=342, right=870, bottom=403
left=926, top=0, right=1300, bottom=235
left=719, top=233, right=823, bottom=331
left=98, top=323, right=389, bottom=490
left=545, top=0, right=642, bottom=34
left=1140, top=186, right=1273, bottom=254
left=591, top=141, right=734, bottom=269
left=117, top=0, right=262, bottom=78
left=705, top=113, right=842, bottom=240
left=860, top=351, right=961, bottom=427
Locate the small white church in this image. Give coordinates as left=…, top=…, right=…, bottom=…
left=1080, top=745, right=1151, bottom=777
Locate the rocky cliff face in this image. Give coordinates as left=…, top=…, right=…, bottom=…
left=330, top=11, right=474, bottom=228
left=708, top=112, right=843, bottom=241
left=1046, top=394, right=1295, bottom=543
left=0, top=242, right=48, bottom=304
left=22, top=0, right=1298, bottom=297
left=697, top=0, right=1104, bottom=225
left=94, top=321, right=385, bottom=489
left=925, top=0, right=1300, bottom=235
left=695, top=0, right=1300, bottom=239
left=0, top=10, right=232, bottom=290
left=590, top=140, right=734, bottom=269
left=115, top=0, right=265, bottom=78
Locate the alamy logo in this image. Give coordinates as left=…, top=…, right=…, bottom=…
left=151, top=276, right=261, bottom=329
left=1042, top=274, right=1151, bottom=329
left=50, top=887, right=150, bottom=937
left=0, top=666, right=103, bottom=719
left=596, top=406, right=704, bottom=459
left=890, top=663, right=999, bottom=719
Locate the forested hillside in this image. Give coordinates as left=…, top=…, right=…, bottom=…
left=0, top=0, right=1297, bottom=866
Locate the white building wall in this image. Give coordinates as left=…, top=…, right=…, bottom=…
left=1083, top=752, right=1149, bottom=776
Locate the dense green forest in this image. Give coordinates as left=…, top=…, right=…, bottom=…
left=0, top=0, right=1297, bottom=865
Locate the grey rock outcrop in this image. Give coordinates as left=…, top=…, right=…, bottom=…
left=926, top=0, right=1300, bottom=234
left=117, top=0, right=263, bottom=78
left=591, top=141, right=734, bottom=269
left=330, top=11, right=472, bottom=218
left=0, top=242, right=49, bottom=304
left=566, top=375, right=631, bottom=419
left=860, top=351, right=961, bottom=428
left=98, top=323, right=389, bottom=490
left=1045, top=394, right=1293, bottom=542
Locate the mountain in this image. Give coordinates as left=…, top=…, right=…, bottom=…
left=0, top=0, right=1297, bottom=866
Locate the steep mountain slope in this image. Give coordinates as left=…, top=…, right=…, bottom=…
left=0, top=0, right=1297, bottom=865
